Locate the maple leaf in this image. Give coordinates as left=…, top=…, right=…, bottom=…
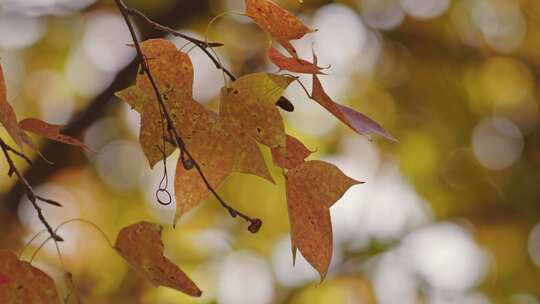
left=268, top=47, right=326, bottom=75
left=0, top=250, right=60, bottom=303
left=271, top=134, right=313, bottom=169
left=18, top=118, right=90, bottom=150
left=232, top=131, right=274, bottom=183
left=0, top=63, right=24, bottom=148
left=219, top=73, right=296, bottom=150
left=216, top=88, right=274, bottom=183
left=174, top=124, right=236, bottom=222
left=311, top=75, right=397, bottom=142
left=114, top=221, right=202, bottom=297
left=285, top=160, right=362, bottom=280
left=115, top=39, right=215, bottom=167
left=174, top=72, right=297, bottom=222
left=245, top=0, right=315, bottom=57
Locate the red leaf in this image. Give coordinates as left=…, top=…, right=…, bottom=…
left=268, top=47, right=326, bottom=75
left=0, top=273, right=8, bottom=286
left=245, top=0, right=315, bottom=57
left=18, top=118, right=91, bottom=150
left=311, top=76, right=397, bottom=142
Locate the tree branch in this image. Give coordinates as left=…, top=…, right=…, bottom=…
left=0, top=138, right=63, bottom=241
left=123, top=2, right=295, bottom=112
left=0, top=0, right=215, bottom=248
left=114, top=0, right=262, bottom=233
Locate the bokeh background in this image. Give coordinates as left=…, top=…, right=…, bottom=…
left=1, top=0, right=540, bottom=303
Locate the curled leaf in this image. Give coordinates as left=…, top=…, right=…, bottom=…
left=311, top=76, right=397, bottom=142
left=114, top=221, right=202, bottom=297
left=0, top=63, right=24, bottom=147
left=245, top=0, right=315, bottom=57
left=115, top=39, right=215, bottom=167
left=0, top=250, right=60, bottom=303
left=18, top=118, right=90, bottom=150
left=268, top=47, right=326, bottom=75
left=271, top=134, right=313, bottom=169
left=286, top=160, right=362, bottom=280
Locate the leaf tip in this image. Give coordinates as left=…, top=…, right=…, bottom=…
left=351, top=178, right=365, bottom=186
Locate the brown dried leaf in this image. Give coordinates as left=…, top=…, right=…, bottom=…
left=286, top=160, right=362, bottom=280
left=245, top=0, right=315, bottom=57
left=219, top=73, right=295, bottom=150
left=268, top=47, right=326, bottom=75
left=18, top=118, right=90, bottom=150
left=271, top=134, right=312, bottom=169
left=311, top=75, right=397, bottom=142
left=0, top=250, right=60, bottom=303
left=115, top=39, right=215, bottom=167
left=114, top=221, right=202, bottom=297
left=174, top=124, right=236, bottom=222
left=0, top=63, right=24, bottom=147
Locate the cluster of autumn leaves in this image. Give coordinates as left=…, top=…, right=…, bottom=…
left=0, top=222, right=202, bottom=302
left=0, top=0, right=395, bottom=301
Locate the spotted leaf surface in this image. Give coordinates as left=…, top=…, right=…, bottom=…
left=174, top=124, right=236, bottom=222
left=286, top=160, right=362, bottom=280
left=219, top=73, right=295, bottom=150
left=272, top=134, right=313, bottom=169
left=0, top=250, right=60, bottom=304
left=115, top=39, right=215, bottom=167
left=114, top=221, right=202, bottom=297
left=232, top=132, right=274, bottom=183
left=245, top=0, right=315, bottom=57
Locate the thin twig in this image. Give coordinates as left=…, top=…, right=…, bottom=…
left=55, top=218, right=114, bottom=248
left=124, top=7, right=224, bottom=48
left=124, top=3, right=295, bottom=112
left=114, top=0, right=262, bottom=233
left=18, top=229, right=47, bottom=258
left=0, top=137, right=64, bottom=241
left=124, top=5, right=237, bottom=81
left=1, top=143, right=33, bottom=165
